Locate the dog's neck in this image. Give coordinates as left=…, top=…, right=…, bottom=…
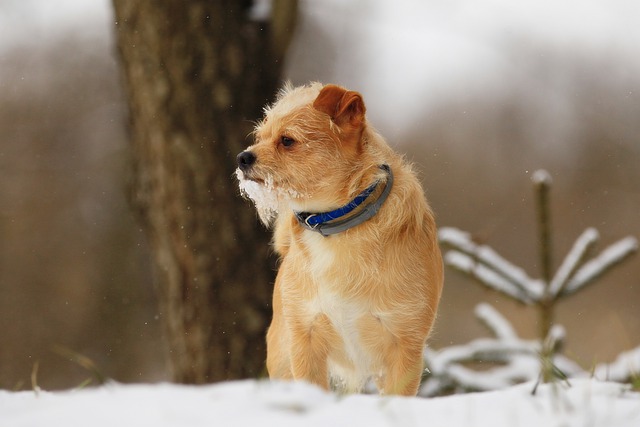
left=293, top=164, right=393, bottom=237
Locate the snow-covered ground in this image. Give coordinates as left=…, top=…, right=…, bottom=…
left=2, top=379, right=639, bottom=427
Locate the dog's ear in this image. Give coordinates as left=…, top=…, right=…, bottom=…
left=313, top=84, right=366, bottom=128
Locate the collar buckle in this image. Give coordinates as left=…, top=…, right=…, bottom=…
left=304, top=214, right=319, bottom=230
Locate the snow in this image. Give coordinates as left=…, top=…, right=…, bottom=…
left=235, top=169, right=280, bottom=226
left=531, top=169, right=553, bottom=186
left=1, top=379, right=638, bottom=427
left=596, top=347, right=640, bottom=384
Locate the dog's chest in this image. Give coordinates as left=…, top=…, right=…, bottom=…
left=302, top=235, right=367, bottom=323
left=309, top=275, right=372, bottom=382
left=310, top=280, right=365, bottom=334
left=299, top=232, right=373, bottom=366
left=299, top=230, right=369, bottom=285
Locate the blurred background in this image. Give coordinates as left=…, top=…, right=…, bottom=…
left=1, top=0, right=638, bottom=390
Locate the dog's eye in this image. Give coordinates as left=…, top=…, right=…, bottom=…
left=281, top=136, right=295, bottom=147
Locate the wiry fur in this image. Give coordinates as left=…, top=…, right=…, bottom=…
left=236, top=82, right=443, bottom=396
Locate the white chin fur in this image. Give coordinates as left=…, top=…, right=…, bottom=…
left=235, top=169, right=279, bottom=226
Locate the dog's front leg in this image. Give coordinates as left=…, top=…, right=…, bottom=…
left=266, top=275, right=293, bottom=380
left=289, top=313, right=339, bottom=390
left=358, top=314, right=425, bottom=396
left=378, top=341, right=424, bottom=396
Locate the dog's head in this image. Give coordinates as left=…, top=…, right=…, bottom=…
left=236, top=82, right=367, bottom=225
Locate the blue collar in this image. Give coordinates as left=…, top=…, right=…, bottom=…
left=294, top=164, right=393, bottom=237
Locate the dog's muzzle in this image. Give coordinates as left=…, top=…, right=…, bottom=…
left=237, top=150, right=256, bottom=172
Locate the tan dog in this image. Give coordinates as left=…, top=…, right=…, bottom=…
left=236, top=82, right=443, bottom=396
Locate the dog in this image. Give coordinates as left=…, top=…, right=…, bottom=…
left=235, top=82, right=443, bottom=396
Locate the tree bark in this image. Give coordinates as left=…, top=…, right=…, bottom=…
left=112, top=0, right=295, bottom=383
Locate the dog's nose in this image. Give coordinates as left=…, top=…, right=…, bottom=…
left=237, top=150, right=257, bottom=172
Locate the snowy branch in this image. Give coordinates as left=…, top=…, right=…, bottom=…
left=561, top=236, right=638, bottom=297
left=439, top=227, right=544, bottom=303
left=439, top=225, right=637, bottom=303
left=432, top=171, right=639, bottom=396
left=548, top=228, right=599, bottom=297
left=594, top=346, right=640, bottom=383
left=445, top=251, right=534, bottom=304
left=421, top=301, right=640, bottom=396
left=475, top=303, right=516, bottom=340
left=420, top=303, right=583, bottom=396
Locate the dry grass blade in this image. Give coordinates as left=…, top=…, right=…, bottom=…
left=31, top=361, right=40, bottom=396
left=52, top=345, right=106, bottom=385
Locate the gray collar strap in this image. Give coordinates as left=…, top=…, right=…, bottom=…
left=294, top=164, right=393, bottom=237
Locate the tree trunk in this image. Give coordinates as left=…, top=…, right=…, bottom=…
left=112, top=0, right=295, bottom=383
